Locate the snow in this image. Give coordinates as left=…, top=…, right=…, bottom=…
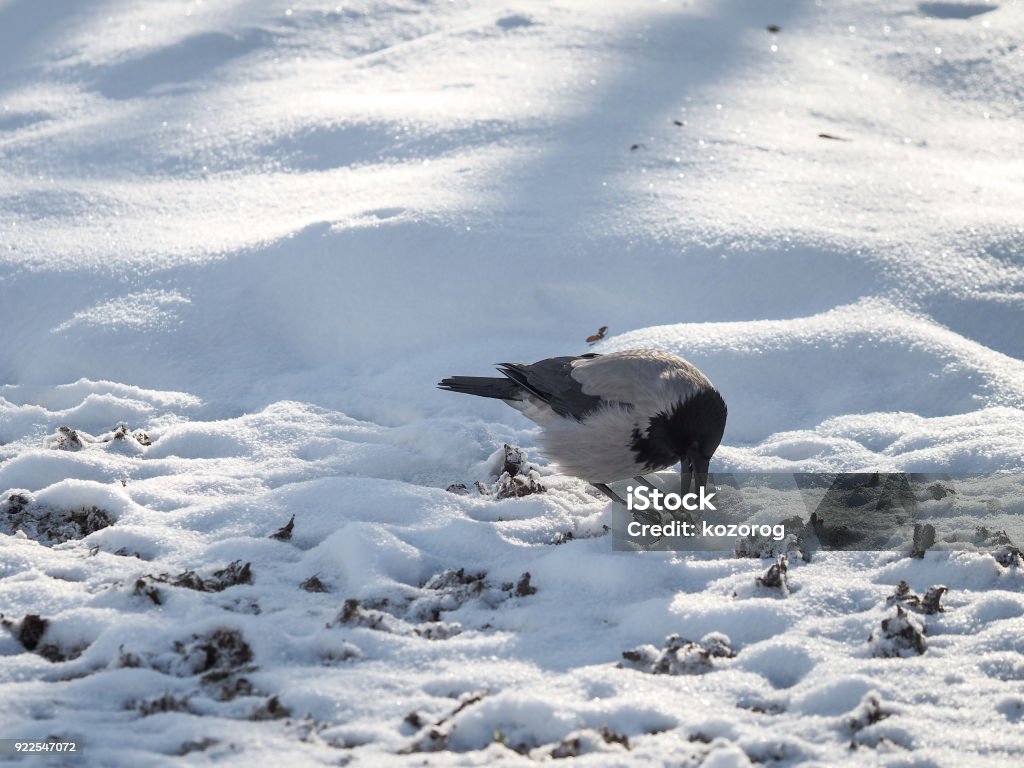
left=1, top=0, right=1023, bottom=765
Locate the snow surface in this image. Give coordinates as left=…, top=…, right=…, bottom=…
left=1, top=0, right=1023, bottom=765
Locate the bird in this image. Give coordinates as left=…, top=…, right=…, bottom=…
left=438, top=349, right=727, bottom=503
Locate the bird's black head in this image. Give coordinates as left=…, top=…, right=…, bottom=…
left=630, top=388, right=727, bottom=491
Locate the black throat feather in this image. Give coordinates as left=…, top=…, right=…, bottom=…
left=629, top=388, right=728, bottom=471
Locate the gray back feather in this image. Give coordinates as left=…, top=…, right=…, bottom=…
left=570, top=349, right=712, bottom=413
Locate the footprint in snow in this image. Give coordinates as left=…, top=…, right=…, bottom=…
left=918, top=2, right=998, bottom=19
left=496, top=15, right=534, bottom=30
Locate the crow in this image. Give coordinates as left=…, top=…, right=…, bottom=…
left=438, top=349, right=727, bottom=503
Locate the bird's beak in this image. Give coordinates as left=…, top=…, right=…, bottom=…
left=680, top=462, right=692, bottom=496
left=685, top=449, right=710, bottom=497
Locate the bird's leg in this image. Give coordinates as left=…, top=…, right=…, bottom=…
left=598, top=480, right=667, bottom=530
left=593, top=482, right=627, bottom=506
left=604, top=479, right=664, bottom=527
left=632, top=475, right=654, bottom=489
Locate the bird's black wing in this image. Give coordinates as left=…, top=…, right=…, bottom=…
left=496, top=354, right=605, bottom=420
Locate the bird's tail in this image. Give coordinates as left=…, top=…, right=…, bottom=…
left=437, top=376, right=523, bottom=401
